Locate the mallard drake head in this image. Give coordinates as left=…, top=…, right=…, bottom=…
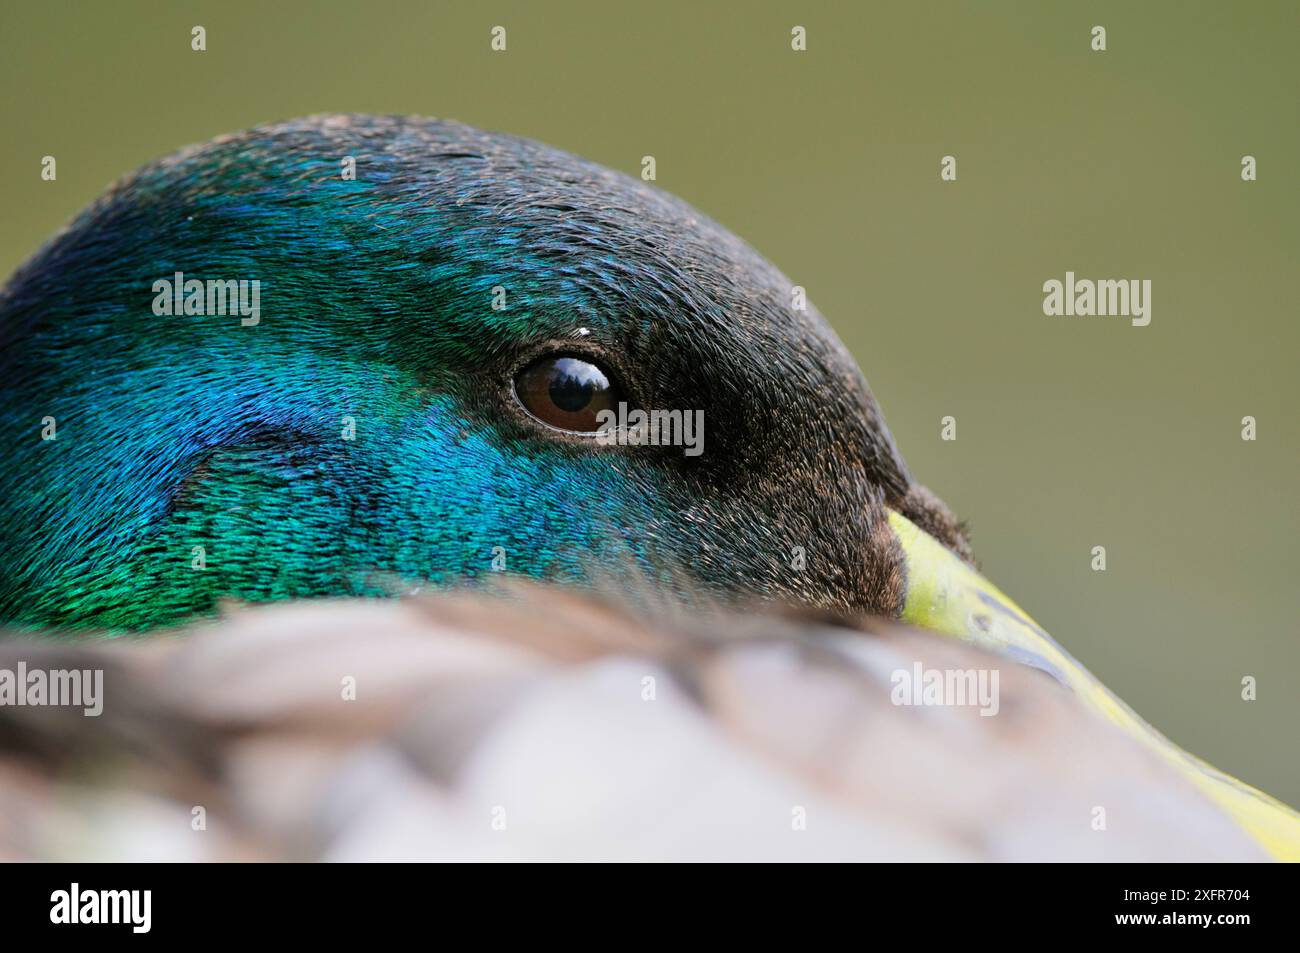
left=0, top=113, right=971, bottom=630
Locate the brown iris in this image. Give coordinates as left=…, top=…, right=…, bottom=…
left=513, top=355, right=621, bottom=433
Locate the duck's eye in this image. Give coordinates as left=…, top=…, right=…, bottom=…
left=513, top=355, right=621, bottom=433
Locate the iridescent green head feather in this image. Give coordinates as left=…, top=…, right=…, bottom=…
left=0, top=115, right=969, bottom=629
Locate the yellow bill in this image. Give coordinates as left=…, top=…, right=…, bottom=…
left=889, top=509, right=1300, bottom=861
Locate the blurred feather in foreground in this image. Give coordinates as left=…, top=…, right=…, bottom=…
left=0, top=586, right=1264, bottom=861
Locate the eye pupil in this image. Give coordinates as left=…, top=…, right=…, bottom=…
left=549, top=361, right=595, bottom=412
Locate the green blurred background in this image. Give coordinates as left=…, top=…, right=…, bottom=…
left=2, top=1, right=1296, bottom=803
